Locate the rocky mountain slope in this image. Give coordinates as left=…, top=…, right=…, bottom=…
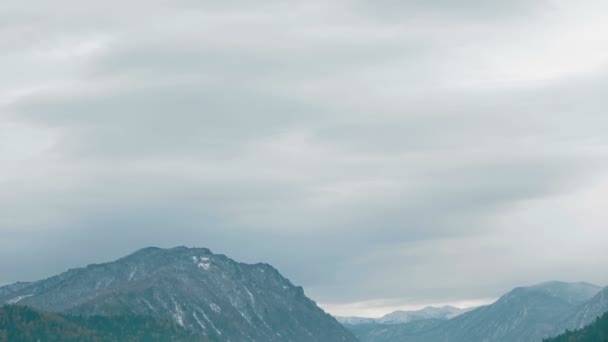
left=0, top=246, right=356, bottom=342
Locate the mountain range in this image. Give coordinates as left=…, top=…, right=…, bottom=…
left=2, top=246, right=607, bottom=342
left=343, top=281, right=608, bottom=342
left=0, top=246, right=356, bottom=342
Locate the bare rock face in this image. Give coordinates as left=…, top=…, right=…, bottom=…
left=0, top=246, right=357, bottom=342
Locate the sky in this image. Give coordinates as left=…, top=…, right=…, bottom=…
left=1, top=0, right=608, bottom=318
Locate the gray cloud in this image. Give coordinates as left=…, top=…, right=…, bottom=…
left=1, top=0, right=608, bottom=316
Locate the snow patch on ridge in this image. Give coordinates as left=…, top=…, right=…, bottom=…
left=193, top=311, right=206, bottom=331
left=201, top=309, right=222, bottom=336
left=244, top=287, right=255, bottom=304
left=192, top=256, right=211, bottom=270
left=6, top=294, right=33, bottom=304
left=173, top=303, right=184, bottom=327
left=128, top=267, right=137, bottom=281
left=210, top=302, right=221, bottom=313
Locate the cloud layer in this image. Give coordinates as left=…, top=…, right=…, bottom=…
left=2, top=0, right=608, bottom=316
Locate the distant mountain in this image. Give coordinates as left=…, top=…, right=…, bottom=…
left=0, top=246, right=356, bottom=342
left=344, top=281, right=605, bottom=342
left=377, top=305, right=471, bottom=324
left=0, top=305, right=195, bottom=341
left=336, top=316, right=377, bottom=325
left=545, top=310, right=608, bottom=342
left=337, top=305, right=472, bottom=342
left=337, top=305, right=470, bottom=326
left=430, top=281, right=601, bottom=342
left=345, top=318, right=444, bottom=342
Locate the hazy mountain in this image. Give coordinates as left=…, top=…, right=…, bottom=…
left=337, top=305, right=470, bottom=327
left=345, top=281, right=603, bottom=342
left=336, top=316, right=377, bottom=325
left=345, top=318, right=445, bottom=342
left=338, top=305, right=469, bottom=342
left=431, top=281, right=601, bottom=342
left=0, top=246, right=356, bottom=342
left=0, top=305, right=195, bottom=342
left=377, top=305, right=470, bottom=324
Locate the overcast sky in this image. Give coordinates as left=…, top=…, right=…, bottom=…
left=2, top=0, right=608, bottom=318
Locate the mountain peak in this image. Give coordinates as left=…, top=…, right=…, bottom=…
left=0, top=246, right=356, bottom=342
left=531, top=280, right=600, bottom=289
left=126, top=246, right=213, bottom=258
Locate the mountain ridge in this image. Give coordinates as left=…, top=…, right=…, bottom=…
left=0, top=246, right=356, bottom=342
left=344, top=281, right=606, bottom=342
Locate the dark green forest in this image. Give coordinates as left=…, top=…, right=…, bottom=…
left=0, top=305, right=206, bottom=342
left=545, top=312, right=608, bottom=342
